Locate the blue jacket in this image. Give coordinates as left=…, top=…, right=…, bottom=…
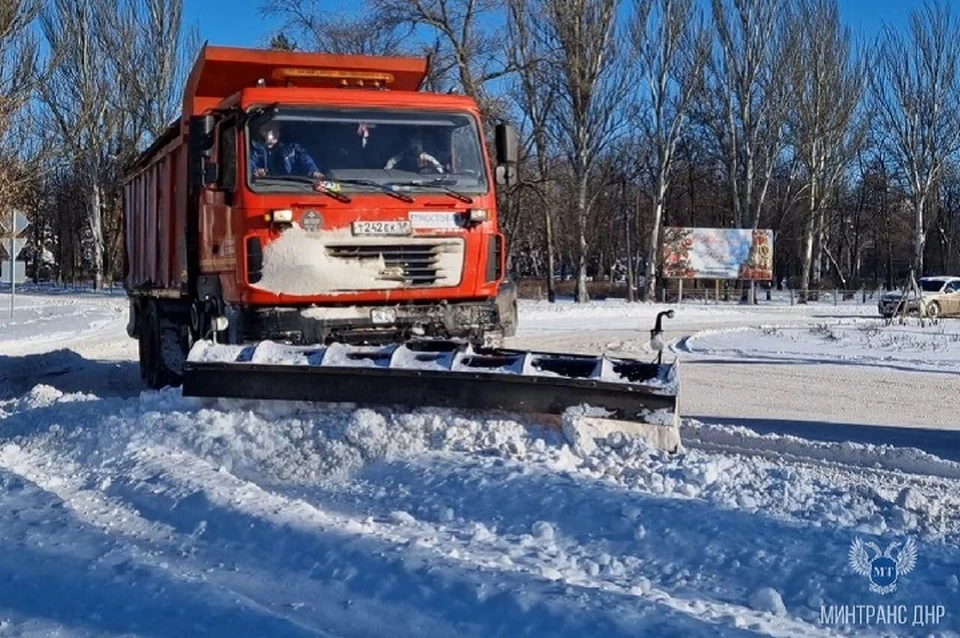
left=249, top=141, right=321, bottom=177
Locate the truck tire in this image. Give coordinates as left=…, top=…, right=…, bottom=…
left=139, top=301, right=181, bottom=390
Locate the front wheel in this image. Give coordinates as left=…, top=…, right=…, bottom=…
left=925, top=301, right=941, bottom=320
left=139, top=301, right=182, bottom=390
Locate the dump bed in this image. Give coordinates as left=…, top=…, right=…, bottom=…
left=123, top=124, right=188, bottom=294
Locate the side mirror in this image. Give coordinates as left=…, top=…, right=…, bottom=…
left=189, top=114, right=217, bottom=158
left=495, top=122, right=519, bottom=186
left=495, top=122, right=519, bottom=165
left=188, top=114, right=217, bottom=191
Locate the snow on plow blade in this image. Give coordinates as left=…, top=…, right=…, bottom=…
left=181, top=339, right=680, bottom=451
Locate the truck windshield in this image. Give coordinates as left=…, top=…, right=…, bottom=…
left=245, top=107, right=489, bottom=195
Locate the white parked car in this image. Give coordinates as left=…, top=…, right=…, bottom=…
left=878, top=276, right=960, bottom=319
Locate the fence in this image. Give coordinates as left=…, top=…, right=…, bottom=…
left=661, top=286, right=881, bottom=306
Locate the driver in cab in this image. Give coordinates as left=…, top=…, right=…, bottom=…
left=249, top=121, right=324, bottom=179
left=384, top=135, right=445, bottom=173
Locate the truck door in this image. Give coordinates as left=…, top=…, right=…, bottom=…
left=198, top=118, right=239, bottom=292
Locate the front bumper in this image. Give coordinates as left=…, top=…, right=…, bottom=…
left=240, top=299, right=506, bottom=346
left=878, top=297, right=918, bottom=315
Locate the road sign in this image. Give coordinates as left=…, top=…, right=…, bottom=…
left=0, top=211, right=29, bottom=238
left=11, top=211, right=28, bottom=235
left=0, top=260, right=25, bottom=284
left=1, top=237, right=25, bottom=261
left=3, top=210, right=29, bottom=317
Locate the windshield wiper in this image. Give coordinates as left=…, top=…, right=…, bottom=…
left=333, top=178, right=414, bottom=203
left=253, top=175, right=352, bottom=202
left=386, top=179, right=474, bottom=203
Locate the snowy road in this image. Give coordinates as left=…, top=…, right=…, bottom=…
left=1, top=290, right=959, bottom=636
left=513, top=300, right=960, bottom=432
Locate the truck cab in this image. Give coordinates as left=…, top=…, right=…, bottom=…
left=191, top=49, right=518, bottom=347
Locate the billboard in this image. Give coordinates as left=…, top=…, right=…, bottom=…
left=662, top=227, right=773, bottom=280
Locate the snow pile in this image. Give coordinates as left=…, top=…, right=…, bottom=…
left=91, top=393, right=535, bottom=484
left=255, top=226, right=389, bottom=294
left=252, top=226, right=463, bottom=295
left=7, top=385, right=958, bottom=545
left=749, top=588, right=787, bottom=616
left=2, top=384, right=959, bottom=635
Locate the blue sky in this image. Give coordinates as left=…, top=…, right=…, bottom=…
left=185, top=0, right=914, bottom=50
left=183, top=0, right=279, bottom=48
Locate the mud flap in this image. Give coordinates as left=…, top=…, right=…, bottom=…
left=496, top=280, right=518, bottom=337
left=181, top=339, right=680, bottom=450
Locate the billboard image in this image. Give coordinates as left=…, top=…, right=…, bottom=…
left=661, top=227, right=773, bottom=280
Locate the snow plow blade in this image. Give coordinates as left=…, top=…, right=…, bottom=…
left=181, top=339, right=681, bottom=451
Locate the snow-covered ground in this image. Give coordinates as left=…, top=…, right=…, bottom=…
left=1, top=290, right=959, bottom=637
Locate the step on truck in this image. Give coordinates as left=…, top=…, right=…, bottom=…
left=122, top=45, right=681, bottom=450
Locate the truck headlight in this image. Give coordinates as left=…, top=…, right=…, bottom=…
left=265, top=209, right=294, bottom=223
left=468, top=208, right=488, bottom=223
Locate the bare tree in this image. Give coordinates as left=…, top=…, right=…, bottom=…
left=507, top=0, right=559, bottom=301
left=269, top=33, right=298, bottom=51
left=871, top=0, right=960, bottom=276
left=99, top=0, right=201, bottom=142
left=38, top=0, right=113, bottom=289
left=788, top=0, right=864, bottom=301
left=539, top=0, right=627, bottom=302
left=39, top=0, right=196, bottom=288
left=631, top=0, right=709, bottom=302
left=0, top=0, right=41, bottom=134
left=703, top=0, right=791, bottom=234
left=370, top=0, right=515, bottom=117
left=0, top=0, right=51, bottom=237
left=93, top=0, right=199, bottom=279
left=261, top=1, right=407, bottom=56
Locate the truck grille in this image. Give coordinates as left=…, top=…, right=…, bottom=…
left=326, top=241, right=461, bottom=286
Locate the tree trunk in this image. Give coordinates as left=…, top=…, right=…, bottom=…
left=575, top=173, right=589, bottom=303
left=545, top=208, right=556, bottom=302
left=625, top=198, right=636, bottom=302
left=914, top=194, right=926, bottom=275
left=89, top=181, right=104, bottom=290
left=812, top=207, right=825, bottom=286
left=800, top=176, right=817, bottom=302
left=576, top=225, right=589, bottom=303
left=644, top=181, right=666, bottom=302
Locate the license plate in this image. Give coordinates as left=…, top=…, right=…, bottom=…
left=371, top=308, right=396, bottom=324
left=409, top=212, right=462, bottom=230
left=351, top=220, right=411, bottom=236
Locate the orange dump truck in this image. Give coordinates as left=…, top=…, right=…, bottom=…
left=122, top=45, right=679, bottom=447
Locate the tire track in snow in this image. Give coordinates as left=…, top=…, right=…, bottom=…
left=101, top=445, right=844, bottom=638
left=0, top=444, right=333, bottom=637
left=680, top=420, right=960, bottom=482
